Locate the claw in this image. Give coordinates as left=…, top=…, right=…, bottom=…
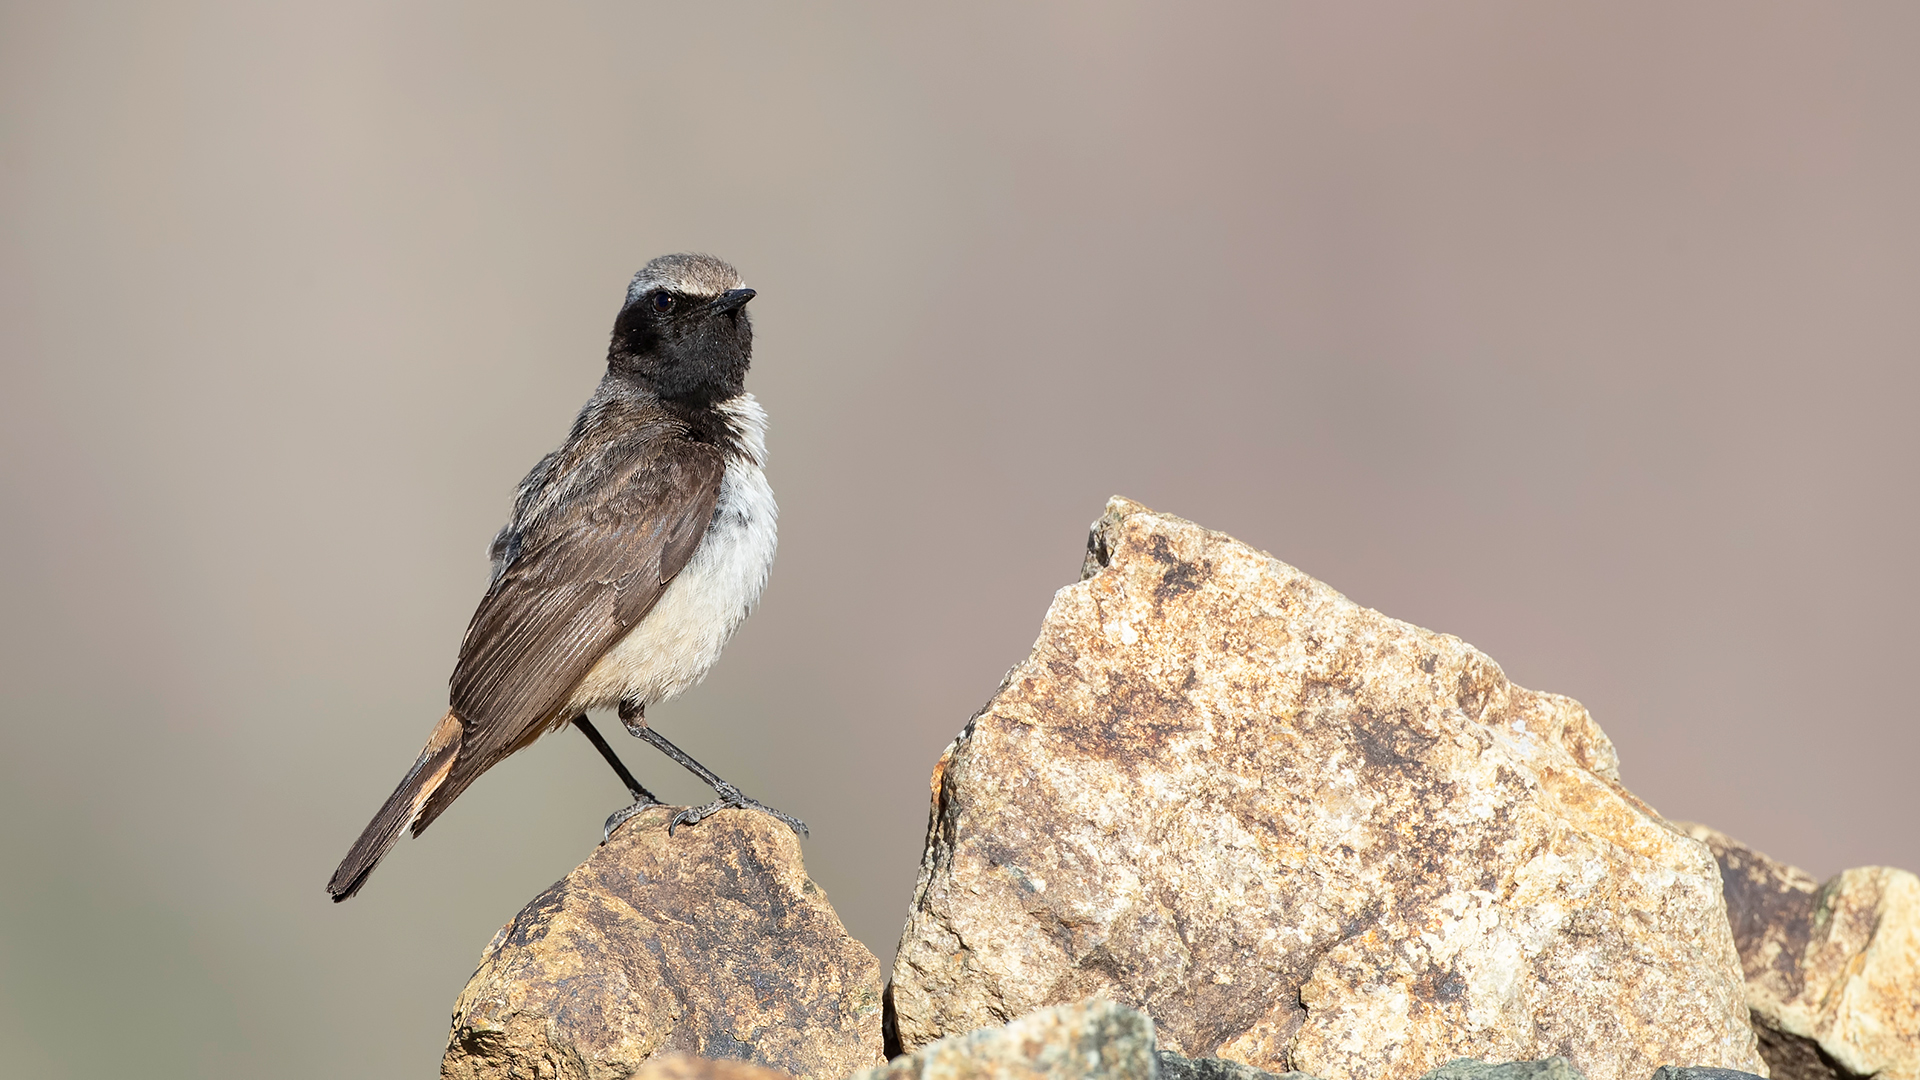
left=602, top=797, right=659, bottom=842
left=666, top=783, right=807, bottom=837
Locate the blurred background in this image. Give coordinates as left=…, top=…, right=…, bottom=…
left=3, top=3, right=1917, bottom=1075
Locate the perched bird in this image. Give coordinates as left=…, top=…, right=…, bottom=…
left=327, top=253, right=800, bottom=903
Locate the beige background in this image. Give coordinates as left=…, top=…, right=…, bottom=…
left=3, top=4, right=1916, bottom=1076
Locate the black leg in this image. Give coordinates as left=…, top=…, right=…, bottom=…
left=573, top=715, right=665, bottom=840
left=618, top=701, right=807, bottom=837
left=572, top=715, right=659, bottom=803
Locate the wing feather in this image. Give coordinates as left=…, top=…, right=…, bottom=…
left=413, top=437, right=724, bottom=833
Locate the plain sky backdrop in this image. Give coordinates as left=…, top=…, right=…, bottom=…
left=3, top=4, right=1916, bottom=1077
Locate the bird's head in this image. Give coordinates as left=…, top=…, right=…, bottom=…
left=608, top=253, right=755, bottom=402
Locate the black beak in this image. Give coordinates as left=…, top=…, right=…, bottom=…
left=708, top=288, right=755, bottom=315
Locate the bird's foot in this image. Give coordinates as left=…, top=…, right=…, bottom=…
left=669, top=782, right=807, bottom=838
left=602, top=795, right=662, bottom=842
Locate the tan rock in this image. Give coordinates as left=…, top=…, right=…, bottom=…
left=632, top=1054, right=798, bottom=1080
left=854, top=998, right=1157, bottom=1080
left=889, top=497, right=1763, bottom=1080
left=442, top=806, right=884, bottom=1080
left=1684, top=825, right=1920, bottom=1080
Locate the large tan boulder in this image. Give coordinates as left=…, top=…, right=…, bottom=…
left=1684, top=824, right=1919, bottom=1080
left=889, top=497, right=1764, bottom=1080
left=442, top=806, right=884, bottom=1080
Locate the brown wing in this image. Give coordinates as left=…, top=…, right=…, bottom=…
left=413, top=439, right=724, bottom=834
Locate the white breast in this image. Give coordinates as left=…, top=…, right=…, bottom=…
left=565, top=396, right=777, bottom=713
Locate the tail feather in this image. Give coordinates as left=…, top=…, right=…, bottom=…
left=326, top=711, right=464, bottom=902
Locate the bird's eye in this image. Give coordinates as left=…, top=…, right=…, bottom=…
left=651, top=292, right=676, bottom=313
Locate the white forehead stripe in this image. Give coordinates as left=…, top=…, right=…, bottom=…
left=625, top=253, right=745, bottom=305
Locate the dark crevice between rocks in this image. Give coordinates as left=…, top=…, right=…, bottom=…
left=1755, top=1023, right=1856, bottom=1080
left=881, top=981, right=902, bottom=1061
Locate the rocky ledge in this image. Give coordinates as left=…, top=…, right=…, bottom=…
left=440, top=498, right=1917, bottom=1080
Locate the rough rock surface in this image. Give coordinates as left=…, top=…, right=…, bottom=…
left=631, top=1055, right=799, bottom=1080
left=1159, top=1048, right=1319, bottom=1080
left=889, top=497, right=1763, bottom=1080
left=1648, top=1070, right=1767, bottom=1080
left=1684, top=825, right=1920, bottom=1080
left=852, top=998, right=1156, bottom=1080
left=1422, top=1061, right=1588, bottom=1080
left=442, top=806, right=884, bottom=1080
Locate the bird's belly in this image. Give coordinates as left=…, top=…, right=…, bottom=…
left=565, top=459, right=776, bottom=713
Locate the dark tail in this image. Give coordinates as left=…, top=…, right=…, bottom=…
left=326, top=711, right=464, bottom=902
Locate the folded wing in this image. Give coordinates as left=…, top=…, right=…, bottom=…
left=414, top=438, right=725, bottom=834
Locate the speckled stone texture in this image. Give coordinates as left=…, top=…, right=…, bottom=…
left=1685, top=824, right=1920, bottom=1080
left=1159, top=1047, right=1320, bottom=1080
left=851, top=998, right=1157, bottom=1080
left=441, top=806, right=884, bottom=1080
left=631, top=1055, right=800, bottom=1080
left=1649, top=1069, right=1767, bottom=1080
left=888, top=497, right=1763, bottom=1080
left=1422, top=1060, right=1590, bottom=1080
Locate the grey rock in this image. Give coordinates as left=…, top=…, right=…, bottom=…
left=1648, top=1069, right=1767, bottom=1080
left=1420, top=1061, right=1587, bottom=1080
left=889, top=497, right=1763, bottom=1080
left=851, top=998, right=1155, bottom=1080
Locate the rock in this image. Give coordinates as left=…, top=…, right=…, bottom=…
left=889, top=497, right=1763, bottom=1080
left=632, top=1055, right=799, bottom=1080
left=1648, top=1069, right=1767, bottom=1080
left=1421, top=1061, right=1587, bottom=1080
left=1683, top=824, right=1920, bottom=1080
left=1158, top=1048, right=1321, bottom=1080
left=441, top=806, right=884, bottom=1080
left=852, top=998, right=1156, bottom=1080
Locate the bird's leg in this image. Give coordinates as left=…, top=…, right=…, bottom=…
left=618, top=700, right=807, bottom=837
left=572, top=715, right=661, bottom=840
left=573, top=715, right=659, bottom=802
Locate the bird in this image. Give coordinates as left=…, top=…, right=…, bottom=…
left=326, top=253, right=801, bottom=902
